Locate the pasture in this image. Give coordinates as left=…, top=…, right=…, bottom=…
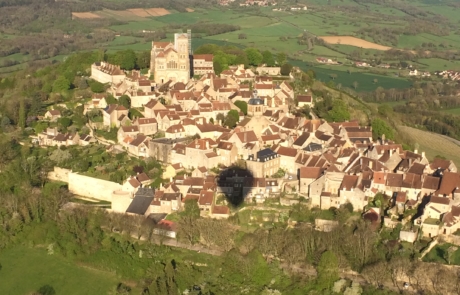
left=0, top=246, right=118, bottom=295
left=398, top=125, right=460, bottom=167
left=291, top=59, right=412, bottom=92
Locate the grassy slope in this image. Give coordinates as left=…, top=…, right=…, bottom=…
left=0, top=246, right=119, bottom=295
left=398, top=125, right=460, bottom=167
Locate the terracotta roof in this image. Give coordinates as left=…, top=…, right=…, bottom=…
left=299, top=167, right=322, bottom=179
left=235, top=131, right=258, bottom=143
left=153, top=41, right=171, bottom=48
left=199, top=190, right=214, bottom=206
left=276, top=146, right=298, bottom=157
left=386, top=173, right=403, bottom=187
left=212, top=205, right=229, bottom=215
left=297, top=95, right=312, bottom=103
left=340, top=175, right=359, bottom=191
left=137, top=172, right=150, bottom=182
left=430, top=158, right=452, bottom=170
left=194, top=54, right=213, bottom=62
left=137, top=118, right=157, bottom=125
left=121, top=126, right=139, bottom=133
left=373, top=171, right=386, bottom=185
left=128, top=177, right=141, bottom=188
left=402, top=173, right=422, bottom=189
left=130, top=135, right=148, bottom=147
left=47, top=110, right=61, bottom=116
left=437, top=171, right=460, bottom=196
left=422, top=175, right=440, bottom=190
left=395, top=192, right=407, bottom=203
left=293, top=132, right=310, bottom=146
left=430, top=195, right=450, bottom=205
left=407, top=162, right=425, bottom=175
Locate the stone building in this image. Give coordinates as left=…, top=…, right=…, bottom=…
left=150, top=32, right=191, bottom=84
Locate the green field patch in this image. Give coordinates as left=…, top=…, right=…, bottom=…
left=417, top=57, right=460, bottom=71
left=110, top=19, right=165, bottom=32
left=290, top=59, right=411, bottom=91
left=441, top=107, right=460, bottom=115
left=0, top=246, right=118, bottom=295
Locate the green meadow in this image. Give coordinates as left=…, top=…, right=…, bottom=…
left=0, top=246, right=118, bottom=295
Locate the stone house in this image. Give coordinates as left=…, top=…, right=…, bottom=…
left=193, top=54, right=214, bottom=75
left=216, top=141, right=238, bottom=167
left=246, top=148, right=280, bottom=178
left=144, top=99, right=167, bottom=119
left=90, top=61, right=126, bottom=84
left=163, top=163, right=184, bottom=179
left=274, top=146, right=298, bottom=173
left=127, top=135, right=150, bottom=157
left=299, top=167, right=323, bottom=194
left=103, top=104, right=129, bottom=128
left=339, top=175, right=367, bottom=212
left=297, top=95, right=313, bottom=108
left=150, top=190, right=182, bottom=214
left=117, top=125, right=139, bottom=144
left=44, top=110, right=61, bottom=122
left=133, top=118, right=158, bottom=135
left=256, top=66, right=281, bottom=76
left=192, top=167, right=208, bottom=178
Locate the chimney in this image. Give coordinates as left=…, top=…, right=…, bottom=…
left=370, top=161, right=373, bottom=169
left=389, top=149, right=393, bottom=157
left=206, top=141, right=209, bottom=149
left=160, top=183, right=163, bottom=189
left=422, top=151, right=426, bottom=158
left=414, top=149, right=418, bottom=154
left=244, top=132, right=247, bottom=142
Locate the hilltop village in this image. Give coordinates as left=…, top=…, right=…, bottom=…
left=34, top=32, right=460, bottom=243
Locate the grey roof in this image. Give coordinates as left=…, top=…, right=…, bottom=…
left=248, top=148, right=278, bottom=162
left=303, top=142, right=322, bottom=152
left=248, top=97, right=264, bottom=105
left=126, top=195, right=154, bottom=215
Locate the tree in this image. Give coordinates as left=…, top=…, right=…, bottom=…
left=352, top=81, right=359, bottom=89
left=213, top=60, right=223, bottom=75
left=119, top=95, right=131, bottom=109
left=89, top=80, right=105, bottom=93
left=234, top=54, right=249, bottom=68
left=183, top=199, right=200, bottom=219
left=58, top=117, right=72, bottom=129
left=136, top=51, right=151, bottom=69
left=238, top=33, right=247, bottom=39
left=327, top=99, right=350, bottom=122
left=234, top=100, right=248, bottom=115
left=224, top=110, right=239, bottom=128
left=371, top=118, right=394, bottom=140
left=262, top=50, right=275, bottom=67
left=119, top=50, right=137, bottom=70
left=36, top=285, right=56, bottom=295
left=245, top=48, right=263, bottom=66
left=316, top=251, right=339, bottom=291
left=52, top=76, right=70, bottom=92
left=329, top=74, right=337, bottom=80
left=78, top=78, right=88, bottom=90
left=18, top=98, right=25, bottom=130
left=280, top=63, right=293, bottom=76
left=276, top=52, right=287, bottom=65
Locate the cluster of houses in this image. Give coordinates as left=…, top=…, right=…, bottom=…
left=239, top=0, right=275, bottom=7
left=435, top=70, right=460, bottom=81
left=35, top=33, right=460, bottom=241
left=316, top=57, right=338, bottom=65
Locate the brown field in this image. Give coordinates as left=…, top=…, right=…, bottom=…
left=127, top=9, right=151, bottom=17
left=72, top=12, right=101, bottom=19
left=145, top=8, right=170, bottom=16
left=186, top=8, right=194, bottom=12
left=319, top=36, right=392, bottom=51
left=398, top=125, right=460, bottom=167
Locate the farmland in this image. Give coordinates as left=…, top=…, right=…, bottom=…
left=0, top=246, right=118, bottom=295
left=398, top=125, right=460, bottom=167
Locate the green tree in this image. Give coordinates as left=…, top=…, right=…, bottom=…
left=37, top=285, right=56, bottom=295
left=377, top=104, right=392, bottom=117
left=327, top=99, right=350, bottom=122
left=136, top=51, right=151, bottom=69
left=119, top=95, right=131, bottom=109
left=58, top=117, right=72, bottom=129
left=245, top=48, right=263, bottom=66
left=276, top=52, right=287, bottom=65
left=371, top=118, right=394, bottom=140
left=316, top=251, right=339, bottom=291
left=89, top=80, right=105, bottom=93
left=52, top=76, right=70, bottom=92
left=280, top=63, right=293, bottom=76
left=78, top=78, right=88, bottom=90
left=18, top=98, right=25, bottom=130
left=213, top=60, right=224, bottom=75
left=234, top=100, right=248, bottom=115
left=261, top=50, right=275, bottom=67
left=224, top=110, right=239, bottom=128
left=234, top=54, right=249, bottom=68
left=183, top=199, right=200, bottom=219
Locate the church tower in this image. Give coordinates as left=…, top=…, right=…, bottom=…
left=150, top=31, right=191, bottom=85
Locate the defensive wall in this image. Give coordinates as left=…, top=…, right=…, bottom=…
left=48, top=167, right=122, bottom=201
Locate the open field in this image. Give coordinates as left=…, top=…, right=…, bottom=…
left=0, top=246, right=118, bottom=295
left=71, top=12, right=101, bottom=19
left=127, top=8, right=151, bottom=17
left=441, top=107, right=460, bottom=115
left=145, top=8, right=170, bottom=16
left=398, top=125, right=460, bottom=167
left=291, top=59, right=411, bottom=92
left=320, top=36, right=392, bottom=51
